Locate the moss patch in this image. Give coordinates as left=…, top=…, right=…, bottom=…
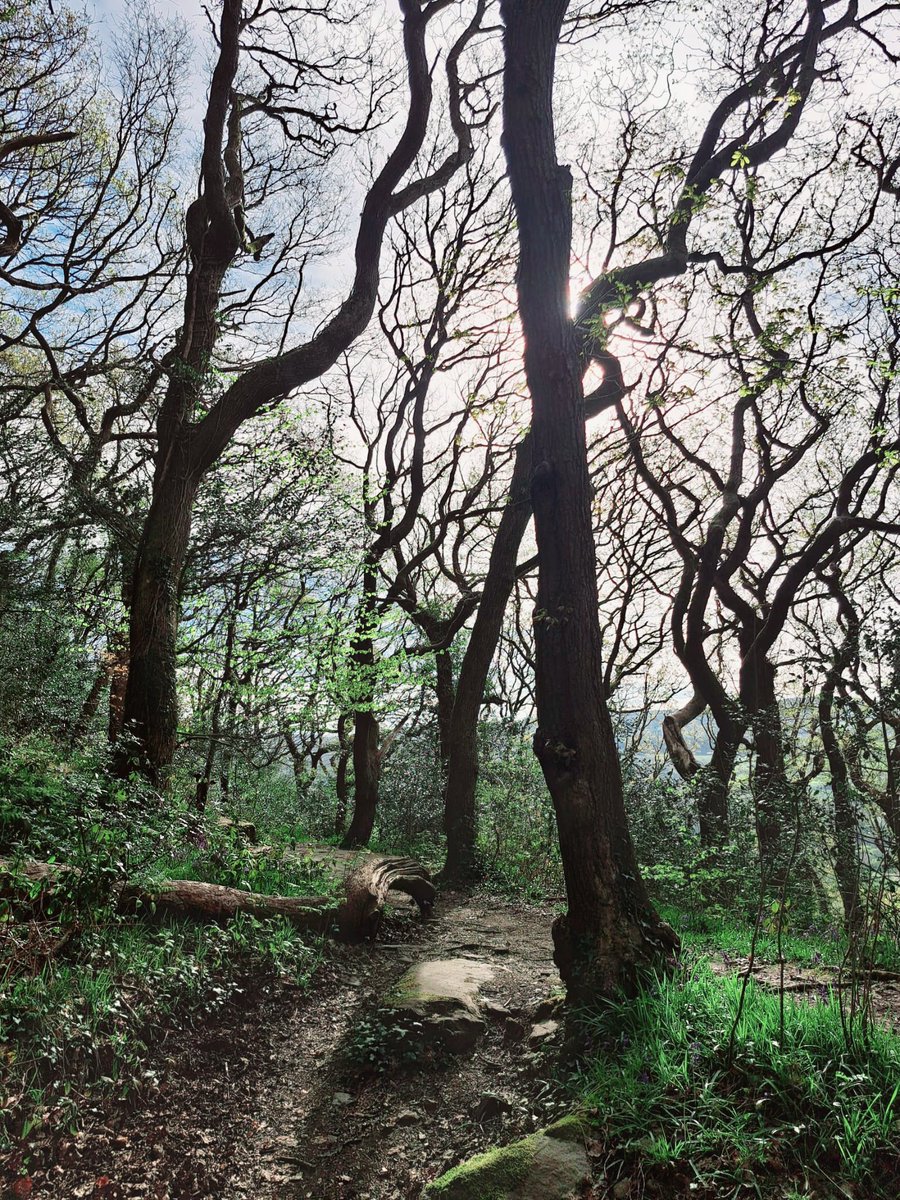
left=423, top=1132, right=539, bottom=1198
left=423, top=1115, right=589, bottom=1199
left=542, top=1114, right=587, bottom=1143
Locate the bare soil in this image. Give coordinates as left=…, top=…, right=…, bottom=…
left=13, top=893, right=569, bottom=1199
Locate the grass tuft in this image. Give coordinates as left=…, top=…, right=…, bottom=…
left=576, top=962, right=900, bottom=1194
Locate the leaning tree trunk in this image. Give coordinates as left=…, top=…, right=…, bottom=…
left=442, top=434, right=533, bottom=881
left=661, top=690, right=705, bottom=781
left=501, top=0, right=678, bottom=1002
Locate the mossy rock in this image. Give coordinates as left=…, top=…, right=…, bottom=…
left=424, top=1115, right=589, bottom=1199
left=383, top=958, right=496, bottom=1053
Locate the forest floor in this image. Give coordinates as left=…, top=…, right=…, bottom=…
left=9, top=892, right=900, bottom=1200
left=15, top=893, right=572, bottom=1200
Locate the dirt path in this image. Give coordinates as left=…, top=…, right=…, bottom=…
left=27, top=892, right=568, bottom=1199
left=246, top=892, right=566, bottom=1200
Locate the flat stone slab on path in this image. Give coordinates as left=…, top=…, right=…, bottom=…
left=423, top=1115, right=590, bottom=1199
left=384, top=957, right=496, bottom=1052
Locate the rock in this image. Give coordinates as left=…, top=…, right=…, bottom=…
left=383, top=958, right=496, bottom=1053
left=482, top=999, right=512, bottom=1021
left=473, top=1091, right=514, bottom=1122
left=531, top=993, right=565, bottom=1022
left=612, top=1179, right=633, bottom=1199
left=528, top=1019, right=560, bottom=1047
left=424, top=1115, right=590, bottom=1199
left=332, top=1091, right=354, bottom=1106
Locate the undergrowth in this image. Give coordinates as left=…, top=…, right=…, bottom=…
left=663, top=905, right=900, bottom=973
left=0, top=911, right=323, bottom=1162
left=0, top=735, right=329, bottom=1165
left=576, top=962, right=900, bottom=1196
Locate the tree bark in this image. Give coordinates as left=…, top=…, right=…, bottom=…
left=441, top=434, right=533, bottom=881
left=334, top=712, right=351, bottom=835
left=116, top=449, right=200, bottom=783
left=434, top=646, right=455, bottom=769
left=740, top=645, right=790, bottom=880
left=819, top=577, right=863, bottom=932
left=108, top=552, right=134, bottom=743
left=195, top=607, right=238, bottom=810
left=661, top=691, right=705, bottom=780
left=342, top=562, right=382, bottom=848
left=343, top=708, right=380, bottom=848
left=501, top=0, right=678, bottom=1002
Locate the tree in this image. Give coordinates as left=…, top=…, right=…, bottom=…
left=323, top=159, right=518, bottom=847
left=628, top=165, right=900, bottom=872
left=440, top=0, right=877, bottom=880
left=500, top=0, right=678, bottom=1000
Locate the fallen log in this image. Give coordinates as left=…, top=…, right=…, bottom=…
left=307, top=847, right=435, bottom=940
left=118, top=879, right=336, bottom=933
left=277, top=844, right=435, bottom=939
left=0, top=846, right=435, bottom=942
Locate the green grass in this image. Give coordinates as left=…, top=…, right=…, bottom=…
left=661, top=904, right=900, bottom=972
left=151, top=840, right=341, bottom=899
left=576, top=962, right=900, bottom=1195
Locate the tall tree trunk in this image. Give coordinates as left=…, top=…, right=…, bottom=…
left=441, top=434, right=533, bottom=881
left=343, top=709, right=380, bottom=848
left=696, top=722, right=740, bottom=847
left=743, top=651, right=790, bottom=881
left=501, top=0, right=677, bottom=1002
left=434, top=647, right=455, bottom=770
left=195, top=607, right=237, bottom=811
left=107, top=550, right=134, bottom=743
left=821, top=681, right=862, bottom=934
left=820, top=576, right=863, bottom=932
left=662, top=689, right=735, bottom=847
left=115, top=451, right=200, bottom=784
left=284, top=728, right=310, bottom=804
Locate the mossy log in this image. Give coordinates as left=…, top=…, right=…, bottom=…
left=0, top=846, right=435, bottom=942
